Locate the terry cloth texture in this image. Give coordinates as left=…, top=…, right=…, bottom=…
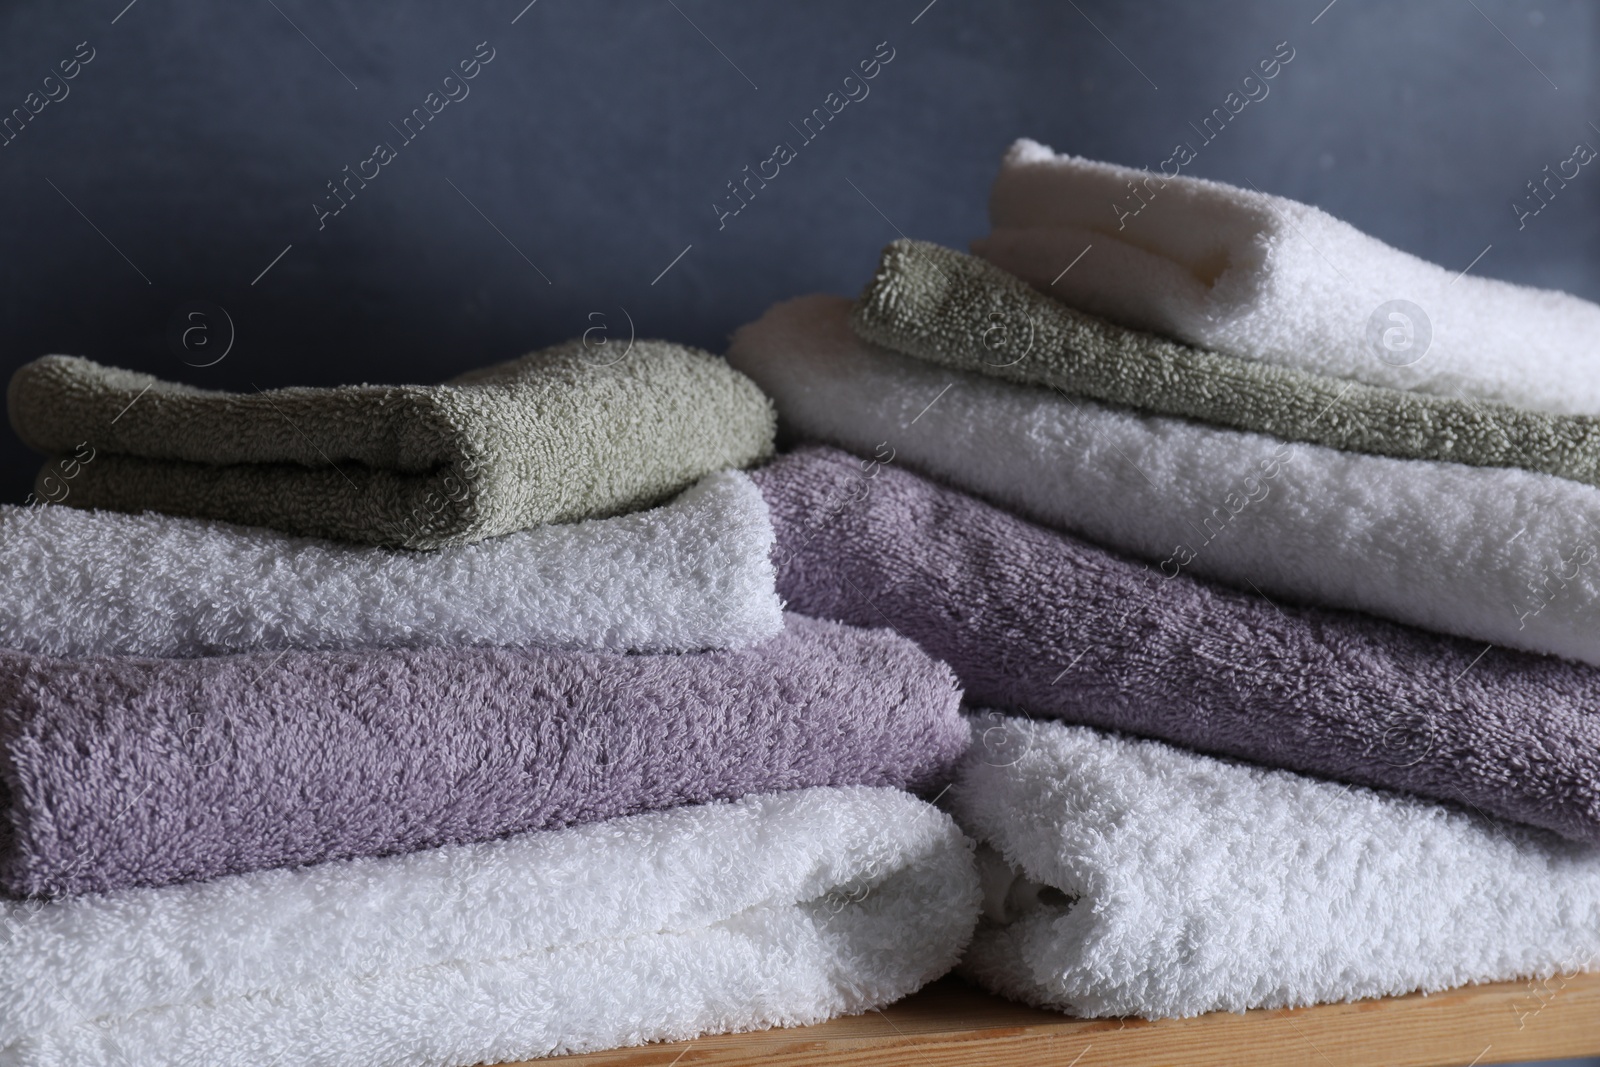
left=855, top=239, right=1600, bottom=488
left=0, top=786, right=981, bottom=1066
left=0, top=470, right=782, bottom=658
left=973, top=138, right=1600, bottom=415
left=725, top=294, right=1600, bottom=667
left=0, top=614, right=967, bottom=898
left=6, top=341, right=776, bottom=548
left=951, top=717, right=1600, bottom=1019
left=752, top=447, right=1600, bottom=845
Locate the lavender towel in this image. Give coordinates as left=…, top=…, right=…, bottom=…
left=0, top=613, right=966, bottom=898
left=751, top=447, right=1600, bottom=845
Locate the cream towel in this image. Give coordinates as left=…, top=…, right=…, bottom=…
left=974, top=138, right=1600, bottom=415
left=952, top=715, right=1600, bottom=1019
left=726, top=294, right=1600, bottom=666
left=0, top=787, right=979, bottom=1066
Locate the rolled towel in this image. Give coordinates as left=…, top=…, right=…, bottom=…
left=726, top=295, right=1600, bottom=666
left=856, top=239, right=1600, bottom=488
left=0, top=470, right=781, bottom=658
left=0, top=785, right=980, bottom=1066
left=973, top=138, right=1600, bottom=414
left=6, top=342, right=775, bottom=548
left=753, top=446, right=1600, bottom=844
left=0, top=614, right=966, bottom=897
left=951, top=716, right=1600, bottom=1019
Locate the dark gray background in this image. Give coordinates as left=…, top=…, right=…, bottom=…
left=2, top=4, right=1599, bottom=1063
left=4, top=0, right=1600, bottom=511
left=3, top=0, right=1600, bottom=507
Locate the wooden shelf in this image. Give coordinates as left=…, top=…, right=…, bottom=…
left=539, top=973, right=1600, bottom=1066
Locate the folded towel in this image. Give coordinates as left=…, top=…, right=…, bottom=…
left=6, top=343, right=776, bottom=548
left=951, top=716, right=1600, bottom=1019
left=0, top=785, right=980, bottom=1066
left=753, top=446, right=1600, bottom=844
left=726, top=295, right=1600, bottom=666
left=856, top=239, right=1600, bottom=488
left=0, top=613, right=966, bottom=897
left=0, top=470, right=781, bottom=658
left=973, top=139, right=1600, bottom=415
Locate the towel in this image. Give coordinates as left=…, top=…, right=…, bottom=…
left=6, top=342, right=776, bottom=548
left=951, top=716, right=1600, bottom=1019
left=0, top=613, right=966, bottom=898
left=753, top=446, right=1600, bottom=844
left=856, top=239, right=1600, bottom=488
left=0, top=470, right=781, bottom=658
left=0, top=785, right=980, bottom=1066
left=973, top=138, right=1600, bottom=415
left=725, top=295, right=1600, bottom=667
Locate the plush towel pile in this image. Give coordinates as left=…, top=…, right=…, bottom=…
left=725, top=294, right=1600, bottom=666
left=722, top=140, right=1600, bottom=1025
left=0, top=470, right=782, bottom=657
left=952, top=716, right=1600, bottom=1019
left=973, top=138, right=1600, bottom=414
left=857, top=239, right=1600, bottom=488
left=7, top=342, right=776, bottom=548
left=0, top=613, right=965, bottom=897
left=22, top=129, right=1600, bottom=1054
left=3, top=340, right=989, bottom=1060
left=0, top=785, right=981, bottom=1067
left=753, top=446, right=1600, bottom=845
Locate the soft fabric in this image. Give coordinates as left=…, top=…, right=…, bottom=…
left=6, top=342, right=776, bottom=548
left=974, top=138, right=1600, bottom=415
left=0, top=470, right=781, bottom=658
left=951, top=716, right=1600, bottom=1019
left=753, top=447, right=1600, bottom=844
left=0, top=785, right=981, bottom=1066
left=725, top=295, right=1600, bottom=666
left=0, top=613, right=967, bottom=898
left=856, top=239, right=1600, bottom=488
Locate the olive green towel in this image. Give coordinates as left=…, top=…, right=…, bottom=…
left=7, top=341, right=776, bottom=548
left=852, top=239, right=1600, bottom=488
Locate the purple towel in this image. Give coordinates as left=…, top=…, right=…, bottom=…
left=0, top=613, right=966, bottom=897
left=752, top=446, right=1600, bottom=845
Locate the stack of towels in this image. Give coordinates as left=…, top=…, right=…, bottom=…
left=0, top=344, right=982, bottom=1064
left=8, top=136, right=1600, bottom=1063
left=728, top=139, right=1600, bottom=1019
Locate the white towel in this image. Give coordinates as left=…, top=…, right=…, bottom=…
left=973, top=139, right=1600, bottom=416
left=0, top=470, right=783, bottom=657
left=0, top=786, right=979, bottom=1067
left=725, top=295, right=1600, bottom=666
left=950, top=713, right=1600, bottom=1019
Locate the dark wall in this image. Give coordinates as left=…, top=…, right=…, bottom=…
left=2, top=0, right=1598, bottom=511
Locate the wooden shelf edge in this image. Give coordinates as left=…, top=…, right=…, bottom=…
left=537, top=972, right=1600, bottom=1067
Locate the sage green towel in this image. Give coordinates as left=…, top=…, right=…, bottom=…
left=853, top=239, right=1600, bottom=488
left=8, top=340, right=776, bottom=549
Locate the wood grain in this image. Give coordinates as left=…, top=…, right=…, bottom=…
left=534, top=972, right=1600, bottom=1067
